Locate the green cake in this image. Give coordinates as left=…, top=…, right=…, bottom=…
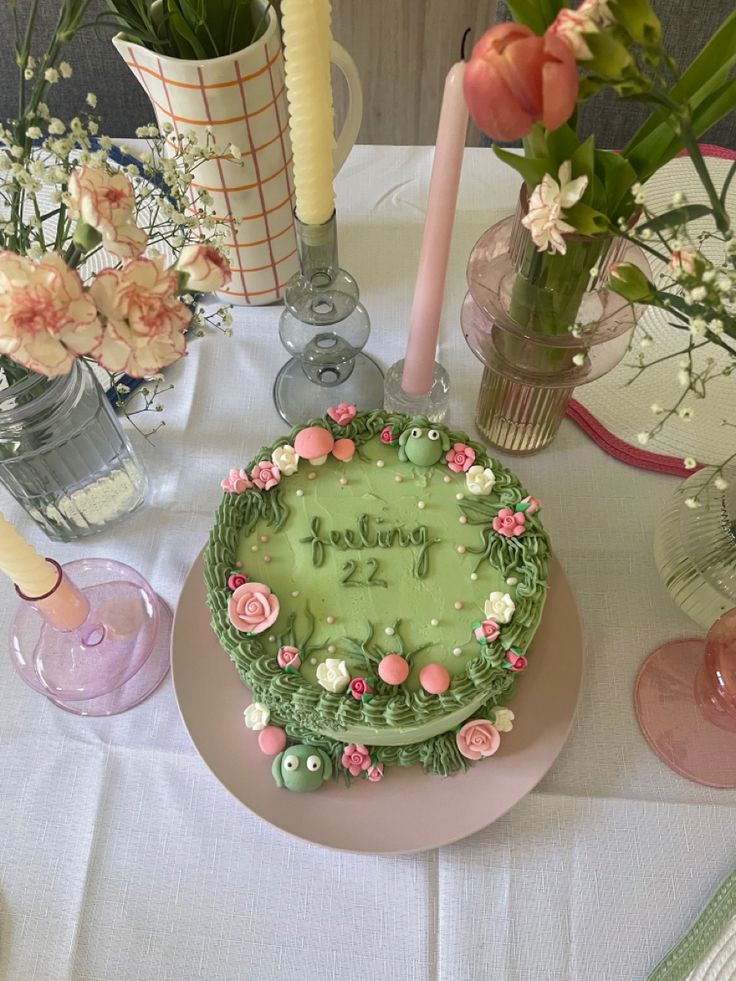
left=205, top=405, right=550, bottom=791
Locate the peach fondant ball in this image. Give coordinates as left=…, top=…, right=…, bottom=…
left=419, top=663, right=450, bottom=695
left=378, top=654, right=409, bottom=686
left=258, top=726, right=287, bottom=756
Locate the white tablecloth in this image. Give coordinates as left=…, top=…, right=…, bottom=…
left=1, top=145, right=733, bottom=981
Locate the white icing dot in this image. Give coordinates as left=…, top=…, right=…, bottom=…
left=454, top=601, right=463, bottom=610
left=417, top=501, right=426, bottom=509
left=384, top=627, right=395, bottom=636
left=309, top=657, right=317, bottom=665
left=455, top=493, right=464, bottom=500
left=458, top=516, right=467, bottom=525
left=327, top=644, right=336, bottom=654
left=394, top=475, right=403, bottom=483
left=295, top=489, right=304, bottom=497
left=339, top=477, right=348, bottom=486
left=443, top=475, right=452, bottom=484
left=376, top=460, right=385, bottom=468
left=457, top=546, right=466, bottom=555
left=268, top=635, right=275, bottom=643
left=263, top=555, right=272, bottom=564
left=453, top=647, right=463, bottom=657
left=260, top=535, right=269, bottom=543
left=470, top=573, right=478, bottom=581
left=235, top=561, right=242, bottom=569
left=291, top=590, right=299, bottom=598
left=430, top=618, right=439, bottom=627
left=506, top=576, right=518, bottom=586
left=308, top=472, right=317, bottom=480
left=326, top=615, right=335, bottom=625
left=250, top=545, right=258, bottom=552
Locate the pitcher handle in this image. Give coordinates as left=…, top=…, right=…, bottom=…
left=330, top=41, right=363, bottom=175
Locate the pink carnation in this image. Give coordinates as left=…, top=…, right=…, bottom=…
left=176, top=243, right=231, bottom=293
left=341, top=743, right=371, bottom=777
left=366, top=762, right=384, bottom=783
left=348, top=677, right=374, bottom=700
left=277, top=645, right=301, bottom=670
left=505, top=649, right=528, bottom=672
left=446, top=443, right=476, bottom=473
left=67, top=165, right=147, bottom=259
left=456, top=719, right=501, bottom=761
left=221, top=468, right=252, bottom=494
left=326, top=403, right=357, bottom=426
left=474, top=620, right=501, bottom=645
left=227, top=573, right=248, bottom=591
left=493, top=507, right=526, bottom=538
left=228, top=581, right=280, bottom=634
left=250, top=460, right=281, bottom=491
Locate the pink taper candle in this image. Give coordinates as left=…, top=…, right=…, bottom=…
left=401, top=62, right=469, bottom=395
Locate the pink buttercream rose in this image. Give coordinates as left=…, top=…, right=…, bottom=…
left=0, top=252, right=103, bottom=376
left=176, top=243, right=231, bottom=293
left=492, top=507, right=526, bottom=538
left=456, top=720, right=501, bottom=761
left=326, top=402, right=357, bottom=426
left=348, top=677, right=374, bottom=700
left=221, top=467, right=253, bottom=494
left=520, top=495, right=541, bottom=515
left=366, top=762, right=384, bottom=783
left=341, top=743, right=371, bottom=777
left=67, top=166, right=147, bottom=259
left=228, top=581, right=280, bottom=634
left=505, top=649, right=528, bottom=672
left=89, top=256, right=191, bottom=376
left=474, top=620, right=501, bottom=645
left=250, top=460, right=281, bottom=491
left=445, top=443, right=476, bottom=473
left=227, top=573, right=248, bottom=591
left=277, top=645, right=301, bottom=670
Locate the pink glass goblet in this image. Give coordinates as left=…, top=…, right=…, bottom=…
left=634, top=609, right=736, bottom=787
left=9, top=557, right=171, bottom=716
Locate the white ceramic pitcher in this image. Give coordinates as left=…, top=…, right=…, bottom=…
left=113, top=6, right=362, bottom=305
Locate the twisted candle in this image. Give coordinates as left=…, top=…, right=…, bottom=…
left=281, top=0, right=336, bottom=225
left=0, top=512, right=57, bottom=598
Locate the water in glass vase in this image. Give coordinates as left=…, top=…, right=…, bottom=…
left=654, top=467, right=736, bottom=629
left=0, top=361, right=147, bottom=541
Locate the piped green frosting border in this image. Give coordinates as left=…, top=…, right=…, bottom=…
left=204, top=409, right=550, bottom=776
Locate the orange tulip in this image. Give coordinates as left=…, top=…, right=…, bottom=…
left=463, top=23, right=579, bottom=142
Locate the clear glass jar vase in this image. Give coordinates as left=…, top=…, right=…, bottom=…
left=654, top=468, right=736, bottom=629
left=0, top=360, right=147, bottom=541
left=461, top=196, right=650, bottom=453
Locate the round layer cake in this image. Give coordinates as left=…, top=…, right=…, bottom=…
left=205, top=406, right=550, bottom=789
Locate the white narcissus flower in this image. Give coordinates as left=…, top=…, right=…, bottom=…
left=465, top=465, right=496, bottom=496
left=66, top=165, right=147, bottom=259
left=176, top=243, right=231, bottom=293
left=243, top=702, right=270, bottom=731
left=316, top=658, right=351, bottom=694
left=484, top=592, right=516, bottom=624
left=494, top=708, right=515, bottom=732
left=271, top=444, right=299, bottom=476
left=0, top=251, right=102, bottom=376
left=521, top=162, right=589, bottom=255
left=89, top=256, right=191, bottom=377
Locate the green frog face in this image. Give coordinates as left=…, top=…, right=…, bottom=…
left=272, top=744, right=333, bottom=792
left=398, top=424, right=450, bottom=466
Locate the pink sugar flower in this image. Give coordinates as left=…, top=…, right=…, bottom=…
left=228, top=582, right=280, bottom=634
left=327, top=403, right=357, bottom=426
left=456, top=720, right=501, bottom=761
left=493, top=507, right=526, bottom=538
left=348, top=677, right=374, bottom=700
left=341, top=743, right=371, bottom=777
left=519, top=495, right=542, bottom=515
left=227, top=573, right=248, bottom=591
left=250, top=460, right=281, bottom=491
left=505, top=649, right=528, bottom=672
left=473, top=620, right=501, bottom=646
left=277, top=645, right=301, bottom=671
left=445, top=443, right=476, bottom=473
left=380, top=425, right=400, bottom=445
left=366, top=762, right=384, bottom=782
left=221, top=468, right=253, bottom=494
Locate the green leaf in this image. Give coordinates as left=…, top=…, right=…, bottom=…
left=504, top=0, right=549, bottom=34
left=563, top=202, right=611, bottom=236
left=594, top=150, right=638, bottom=216
left=637, top=204, right=712, bottom=233
left=570, top=135, right=595, bottom=182
left=492, top=146, right=550, bottom=189
left=720, top=160, right=736, bottom=209
left=546, top=125, right=582, bottom=171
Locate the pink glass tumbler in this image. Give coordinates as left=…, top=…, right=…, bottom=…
left=9, top=557, right=171, bottom=716
left=634, top=609, right=736, bottom=787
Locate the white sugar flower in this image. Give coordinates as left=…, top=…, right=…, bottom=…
left=494, top=707, right=515, bottom=732
left=316, top=658, right=351, bottom=694
left=243, top=702, right=270, bottom=731
left=521, top=161, right=588, bottom=255
left=271, top=444, right=299, bottom=476
left=484, top=592, right=516, bottom=624
left=465, top=465, right=495, bottom=496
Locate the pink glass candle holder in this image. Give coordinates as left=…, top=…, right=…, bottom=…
left=634, top=609, right=736, bottom=787
left=9, top=557, right=172, bottom=716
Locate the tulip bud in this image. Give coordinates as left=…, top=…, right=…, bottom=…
left=608, top=262, right=659, bottom=302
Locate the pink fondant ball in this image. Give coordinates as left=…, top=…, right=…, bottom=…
left=378, top=654, right=409, bottom=686
left=419, top=663, right=450, bottom=695
left=257, top=725, right=287, bottom=756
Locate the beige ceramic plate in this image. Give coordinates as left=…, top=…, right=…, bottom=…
left=172, top=551, right=583, bottom=854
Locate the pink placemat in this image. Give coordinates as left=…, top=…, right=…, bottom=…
left=567, top=145, right=736, bottom=478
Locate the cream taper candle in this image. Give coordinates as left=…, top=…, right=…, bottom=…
left=281, top=0, right=336, bottom=225
left=0, top=511, right=58, bottom=597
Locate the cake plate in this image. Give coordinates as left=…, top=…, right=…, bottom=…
left=171, top=551, right=583, bottom=854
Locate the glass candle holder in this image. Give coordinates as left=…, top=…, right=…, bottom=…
left=274, top=212, right=384, bottom=425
